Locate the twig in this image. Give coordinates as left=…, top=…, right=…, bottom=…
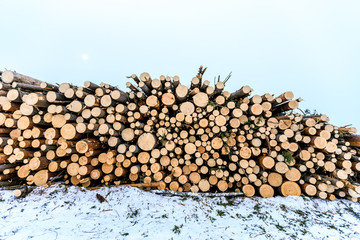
left=223, top=72, right=232, bottom=85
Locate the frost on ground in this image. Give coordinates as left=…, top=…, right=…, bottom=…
left=0, top=184, right=359, bottom=240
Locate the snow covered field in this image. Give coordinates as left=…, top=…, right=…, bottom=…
left=0, top=184, right=359, bottom=240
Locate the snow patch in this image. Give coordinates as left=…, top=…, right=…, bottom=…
left=0, top=184, right=359, bottom=240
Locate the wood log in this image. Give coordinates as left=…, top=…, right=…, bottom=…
left=193, top=92, right=209, bottom=108
left=137, top=133, right=157, bottom=151
left=259, top=184, right=274, bottom=197
left=1, top=70, right=43, bottom=85
left=242, top=184, right=255, bottom=197
left=180, top=102, right=195, bottom=115
left=344, top=135, right=360, bottom=147
left=281, top=181, right=301, bottom=196
left=29, top=157, right=49, bottom=171
left=60, top=123, right=82, bottom=140
left=33, top=170, right=57, bottom=186
left=76, top=139, right=102, bottom=154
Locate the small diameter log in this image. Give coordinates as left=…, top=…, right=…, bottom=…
left=193, top=92, right=209, bottom=108
left=344, top=135, right=360, bottom=147
left=302, top=184, right=317, bottom=196
left=76, top=139, right=102, bottom=154
left=230, top=85, right=252, bottom=99
left=110, top=90, right=128, bottom=103
left=29, top=157, right=49, bottom=171
left=175, top=85, right=188, bottom=102
left=13, top=188, right=29, bottom=198
left=49, top=161, right=62, bottom=172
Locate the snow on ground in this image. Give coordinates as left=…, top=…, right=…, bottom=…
left=0, top=184, right=359, bottom=240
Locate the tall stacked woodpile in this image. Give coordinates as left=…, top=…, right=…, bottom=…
left=0, top=67, right=359, bottom=201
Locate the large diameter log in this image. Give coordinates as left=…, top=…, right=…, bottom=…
left=239, top=147, right=251, bottom=159
left=20, top=103, right=38, bottom=116
left=0, top=164, right=16, bottom=172
left=137, top=133, right=157, bottom=151
left=17, top=116, right=34, bottom=130
left=281, top=181, right=301, bottom=196
left=285, top=168, right=301, bottom=182
left=268, top=172, right=283, bottom=187
left=180, top=102, right=195, bottom=115
left=1, top=70, right=43, bottom=85
left=215, top=115, right=226, bottom=126
left=33, top=170, right=56, bottom=186
left=60, top=123, right=81, bottom=140
left=67, top=100, right=83, bottom=113
left=259, top=184, right=274, bottom=198
left=215, top=180, right=228, bottom=192
left=242, top=184, right=255, bottom=197
left=161, top=93, right=176, bottom=107
left=0, top=174, right=16, bottom=181
left=259, top=156, right=275, bottom=169
left=198, top=179, right=211, bottom=192
left=310, top=136, right=327, bottom=149
left=193, top=92, right=209, bottom=108
left=17, top=165, right=30, bottom=178
left=249, top=104, right=263, bottom=115
left=46, top=91, right=67, bottom=103
left=146, top=95, right=160, bottom=108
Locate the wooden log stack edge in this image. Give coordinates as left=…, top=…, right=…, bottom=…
left=0, top=67, right=359, bottom=201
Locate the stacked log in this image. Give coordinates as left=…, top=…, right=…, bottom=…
left=1, top=68, right=360, bottom=202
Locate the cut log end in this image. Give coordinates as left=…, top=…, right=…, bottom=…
left=281, top=181, right=301, bottom=197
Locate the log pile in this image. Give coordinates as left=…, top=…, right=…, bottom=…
left=0, top=67, right=360, bottom=201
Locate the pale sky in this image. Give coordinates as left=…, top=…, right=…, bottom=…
left=1, top=0, right=359, bottom=130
